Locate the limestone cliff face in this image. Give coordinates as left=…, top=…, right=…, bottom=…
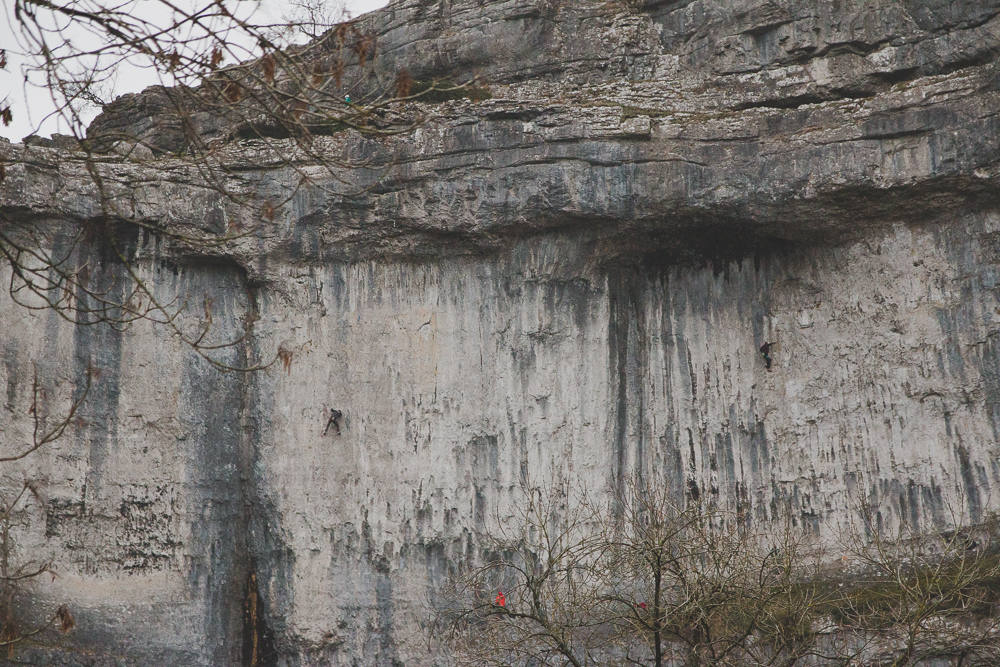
left=4, top=0, right=1000, bottom=664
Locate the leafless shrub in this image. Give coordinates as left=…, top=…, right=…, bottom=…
left=831, top=498, right=1000, bottom=667
left=439, top=477, right=1000, bottom=667
left=437, top=478, right=832, bottom=667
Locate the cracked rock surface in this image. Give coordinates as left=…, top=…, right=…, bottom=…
left=4, top=0, right=1000, bottom=664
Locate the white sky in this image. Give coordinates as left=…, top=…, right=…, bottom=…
left=0, top=0, right=391, bottom=142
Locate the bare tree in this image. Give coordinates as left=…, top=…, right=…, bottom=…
left=274, top=0, right=352, bottom=41
left=438, top=482, right=607, bottom=667
left=438, top=479, right=833, bottom=667
left=0, top=0, right=490, bottom=655
left=591, top=480, right=830, bottom=667
left=440, top=477, right=1000, bottom=667
left=832, top=502, right=1000, bottom=667
left=0, top=365, right=90, bottom=465
left=0, top=482, right=76, bottom=656
left=1, top=0, right=486, bottom=370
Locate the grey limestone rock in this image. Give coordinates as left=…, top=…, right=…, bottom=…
left=4, top=0, right=1000, bottom=664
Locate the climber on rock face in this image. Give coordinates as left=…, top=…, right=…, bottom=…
left=760, top=342, right=774, bottom=370
left=323, top=408, right=343, bottom=436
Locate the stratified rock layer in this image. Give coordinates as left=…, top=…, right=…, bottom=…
left=4, top=0, right=1000, bottom=664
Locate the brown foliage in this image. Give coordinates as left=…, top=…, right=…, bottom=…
left=260, top=201, right=276, bottom=221
left=351, top=30, right=377, bottom=67
left=165, top=50, right=182, bottom=70
left=312, top=61, right=325, bottom=86
left=261, top=53, right=275, bottom=83
left=56, top=605, right=75, bottom=633
left=332, top=22, right=351, bottom=46
left=332, top=58, right=344, bottom=88
left=395, top=69, right=413, bottom=99
left=223, top=81, right=242, bottom=103
left=277, top=343, right=293, bottom=374
left=0, top=617, right=22, bottom=658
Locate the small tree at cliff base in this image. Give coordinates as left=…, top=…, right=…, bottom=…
left=437, top=479, right=834, bottom=667
left=832, top=500, right=1000, bottom=667
left=438, top=479, right=1000, bottom=667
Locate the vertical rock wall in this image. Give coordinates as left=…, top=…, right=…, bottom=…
left=3, top=212, right=1000, bottom=666
left=240, top=211, right=1000, bottom=665
left=5, top=0, right=1000, bottom=660
left=0, top=245, right=252, bottom=665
